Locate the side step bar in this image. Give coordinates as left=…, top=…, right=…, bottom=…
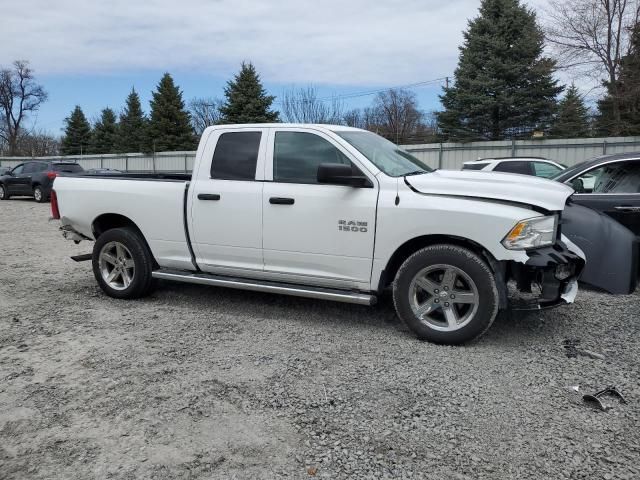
left=152, top=269, right=377, bottom=306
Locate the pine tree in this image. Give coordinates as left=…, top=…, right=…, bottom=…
left=61, top=106, right=92, bottom=155
left=117, top=88, right=148, bottom=153
left=437, top=0, right=562, bottom=141
left=89, top=108, right=118, bottom=154
left=549, top=84, right=591, bottom=138
left=220, top=62, right=279, bottom=123
left=596, top=24, right=640, bottom=136
left=146, top=73, right=196, bottom=152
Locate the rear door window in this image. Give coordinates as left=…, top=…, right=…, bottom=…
left=533, top=162, right=563, bottom=178
left=53, top=163, right=84, bottom=173
left=462, top=163, right=489, bottom=171
left=493, top=161, right=533, bottom=175
left=23, top=163, right=42, bottom=174
left=210, top=131, right=262, bottom=181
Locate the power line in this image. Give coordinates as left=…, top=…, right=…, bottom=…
left=275, top=76, right=449, bottom=105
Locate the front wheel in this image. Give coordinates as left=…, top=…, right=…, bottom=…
left=393, top=244, right=499, bottom=344
left=92, top=227, right=156, bottom=299
left=0, top=184, right=9, bottom=200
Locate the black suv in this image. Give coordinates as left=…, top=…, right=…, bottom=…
left=0, top=161, right=84, bottom=202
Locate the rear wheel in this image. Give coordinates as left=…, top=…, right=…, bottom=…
left=0, top=184, right=9, bottom=200
left=392, top=244, right=499, bottom=344
left=92, top=227, right=156, bottom=299
left=33, top=185, right=46, bottom=203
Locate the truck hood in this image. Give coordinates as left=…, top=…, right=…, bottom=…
left=404, top=170, right=574, bottom=212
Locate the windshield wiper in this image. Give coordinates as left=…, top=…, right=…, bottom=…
left=404, top=170, right=428, bottom=176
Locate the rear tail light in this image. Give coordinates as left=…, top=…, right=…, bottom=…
left=46, top=171, right=57, bottom=180
left=50, top=189, right=60, bottom=219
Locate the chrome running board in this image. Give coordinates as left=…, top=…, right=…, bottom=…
left=152, top=269, right=377, bottom=306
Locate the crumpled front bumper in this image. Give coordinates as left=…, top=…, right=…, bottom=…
left=509, top=239, right=585, bottom=310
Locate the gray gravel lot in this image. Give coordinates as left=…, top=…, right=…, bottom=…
left=1, top=199, right=639, bottom=479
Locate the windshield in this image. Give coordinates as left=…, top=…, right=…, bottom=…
left=550, top=160, right=589, bottom=180
left=335, top=130, right=433, bottom=177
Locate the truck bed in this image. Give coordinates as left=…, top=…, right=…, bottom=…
left=54, top=175, right=194, bottom=270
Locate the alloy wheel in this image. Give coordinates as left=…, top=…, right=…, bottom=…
left=408, top=264, right=479, bottom=332
left=99, top=241, right=135, bottom=291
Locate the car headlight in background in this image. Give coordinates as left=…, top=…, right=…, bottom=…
left=502, top=215, right=558, bottom=250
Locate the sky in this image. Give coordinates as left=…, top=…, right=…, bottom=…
left=1, top=0, right=568, bottom=136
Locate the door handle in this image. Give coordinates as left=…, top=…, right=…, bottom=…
left=614, top=206, right=640, bottom=212
left=269, top=197, right=295, bottom=205
left=198, top=193, right=221, bottom=201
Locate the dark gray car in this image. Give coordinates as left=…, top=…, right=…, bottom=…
left=0, top=161, right=84, bottom=202
left=553, top=153, right=640, bottom=294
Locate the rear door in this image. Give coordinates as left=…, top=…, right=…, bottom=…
left=189, top=128, right=267, bottom=274
left=568, top=160, right=640, bottom=236
left=261, top=128, right=378, bottom=289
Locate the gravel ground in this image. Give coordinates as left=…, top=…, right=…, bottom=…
left=1, top=199, right=639, bottom=480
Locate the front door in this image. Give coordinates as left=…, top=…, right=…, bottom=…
left=569, top=160, right=640, bottom=236
left=262, top=128, right=378, bottom=290
left=6, top=164, right=29, bottom=194
left=189, top=129, right=267, bottom=274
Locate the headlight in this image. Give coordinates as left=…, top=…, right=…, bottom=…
left=502, top=215, right=558, bottom=250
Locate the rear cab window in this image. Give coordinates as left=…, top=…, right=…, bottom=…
left=210, top=131, right=262, bottom=180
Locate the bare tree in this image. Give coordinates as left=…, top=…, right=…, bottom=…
left=545, top=0, right=640, bottom=133
left=189, top=97, right=223, bottom=135
left=281, top=86, right=344, bottom=124
left=0, top=61, right=48, bottom=155
left=15, top=129, right=60, bottom=156
left=371, top=89, right=424, bottom=144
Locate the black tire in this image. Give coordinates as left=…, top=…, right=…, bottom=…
left=0, top=184, right=9, bottom=200
left=392, top=244, right=499, bottom=344
left=33, top=185, right=46, bottom=203
left=92, top=227, right=156, bottom=299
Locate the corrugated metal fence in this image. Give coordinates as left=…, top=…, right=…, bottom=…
left=0, top=151, right=196, bottom=172
left=404, top=136, right=640, bottom=170
left=2, top=136, right=640, bottom=172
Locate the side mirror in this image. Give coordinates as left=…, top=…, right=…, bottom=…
left=317, top=163, right=372, bottom=188
left=571, top=178, right=585, bottom=193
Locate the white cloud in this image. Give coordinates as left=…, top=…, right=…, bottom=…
left=1, top=0, right=480, bottom=85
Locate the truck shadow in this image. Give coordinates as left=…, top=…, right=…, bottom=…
left=149, top=280, right=561, bottom=344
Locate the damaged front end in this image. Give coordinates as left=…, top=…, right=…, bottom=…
left=508, top=240, right=585, bottom=310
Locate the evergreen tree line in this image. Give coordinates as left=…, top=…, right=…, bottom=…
left=61, top=62, right=278, bottom=155
left=437, top=0, right=640, bottom=141
left=57, top=0, right=640, bottom=153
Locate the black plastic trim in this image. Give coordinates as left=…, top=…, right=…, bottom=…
left=198, top=193, right=221, bottom=201
left=183, top=183, right=200, bottom=272
left=270, top=197, right=295, bottom=205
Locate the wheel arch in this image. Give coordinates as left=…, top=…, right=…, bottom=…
left=92, top=213, right=159, bottom=269
left=378, top=234, right=506, bottom=303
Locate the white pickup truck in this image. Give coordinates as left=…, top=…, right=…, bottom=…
left=53, top=124, right=587, bottom=344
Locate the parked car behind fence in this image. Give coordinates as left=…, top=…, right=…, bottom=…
left=462, top=157, right=566, bottom=178
left=0, top=161, right=84, bottom=202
